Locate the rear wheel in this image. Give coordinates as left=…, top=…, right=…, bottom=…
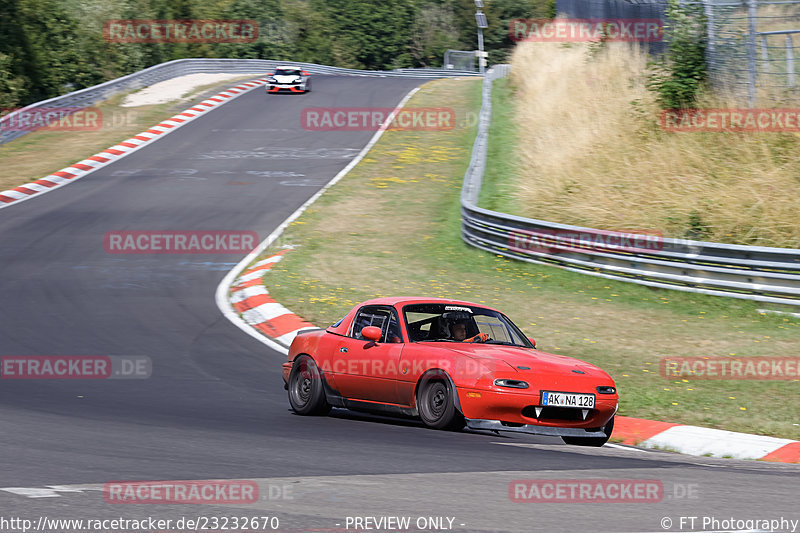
left=287, top=355, right=330, bottom=415
left=417, top=378, right=464, bottom=430
left=561, top=415, right=614, bottom=447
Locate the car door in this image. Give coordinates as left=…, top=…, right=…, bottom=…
left=331, top=306, right=403, bottom=405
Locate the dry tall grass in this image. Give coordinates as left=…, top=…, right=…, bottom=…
left=509, top=42, right=800, bottom=247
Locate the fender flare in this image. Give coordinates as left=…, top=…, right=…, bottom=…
left=414, top=368, right=464, bottom=415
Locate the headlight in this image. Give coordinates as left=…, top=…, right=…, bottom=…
left=267, top=77, right=276, bottom=83
left=494, top=379, right=529, bottom=389
left=597, top=386, right=616, bottom=394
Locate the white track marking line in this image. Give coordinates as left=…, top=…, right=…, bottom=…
left=215, top=86, right=422, bottom=353
left=604, top=443, right=653, bottom=453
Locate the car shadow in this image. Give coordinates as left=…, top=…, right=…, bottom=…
left=300, top=408, right=563, bottom=444
left=324, top=408, right=425, bottom=429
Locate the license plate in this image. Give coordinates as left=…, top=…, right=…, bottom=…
left=541, top=391, right=595, bottom=408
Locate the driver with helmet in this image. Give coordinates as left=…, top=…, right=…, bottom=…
left=445, top=314, right=489, bottom=343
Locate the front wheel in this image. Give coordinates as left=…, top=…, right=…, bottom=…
left=561, top=415, right=614, bottom=447
left=287, top=355, right=330, bottom=415
left=417, top=378, right=464, bottom=430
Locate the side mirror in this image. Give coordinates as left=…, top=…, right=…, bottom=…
left=361, top=326, right=382, bottom=342
left=528, top=337, right=536, bottom=348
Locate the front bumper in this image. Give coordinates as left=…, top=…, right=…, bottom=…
left=266, top=84, right=307, bottom=93
left=465, top=418, right=610, bottom=437
left=456, top=387, right=617, bottom=429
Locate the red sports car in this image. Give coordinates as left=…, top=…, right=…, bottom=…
left=282, top=297, right=618, bottom=446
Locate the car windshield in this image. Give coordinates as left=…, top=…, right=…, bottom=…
left=274, top=69, right=302, bottom=76
left=403, top=303, right=532, bottom=347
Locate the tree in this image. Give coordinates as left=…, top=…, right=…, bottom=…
left=0, top=52, right=25, bottom=108
left=409, top=3, right=461, bottom=67
left=442, top=0, right=555, bottom=63
left=213, top=0, right=292, bottom=60
left=325, top=0, right=416, bottom=69
left=283, top=0, right=335, bottom=65
left=647, top=0, right=707, bottom=108
left=11, top=0, right=104, bottom=102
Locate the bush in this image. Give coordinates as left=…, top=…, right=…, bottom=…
left=647, top=0, right=707, bottom=108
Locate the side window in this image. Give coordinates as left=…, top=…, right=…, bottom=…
left=474, top=315, right=514, bottom=343
left=350, top=306, right=404, bottom=343
left=404, top=312, right=440, bottom=341
left=385, top=313, right=403, bottom=343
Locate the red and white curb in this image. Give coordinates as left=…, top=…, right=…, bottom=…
left=0, top=77, right=268, bottom=209
left=229, top=249, right=316, bottom=347
left=613, top=416, right=799, bottom=463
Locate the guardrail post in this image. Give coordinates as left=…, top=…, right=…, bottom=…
left=788, top=35, right=796, bottom=88
left=747, top=0, right=758, bottom=107
left=703, top=0, right=715, bottom=80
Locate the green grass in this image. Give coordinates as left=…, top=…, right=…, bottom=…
left=478, top=77, right=522, bottom=213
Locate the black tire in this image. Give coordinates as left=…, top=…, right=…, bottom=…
left=417, top=378, right=464, bottom=430
left=287, top=355, right=331, bottom=415
left=561, top=415, right=614, bottom=447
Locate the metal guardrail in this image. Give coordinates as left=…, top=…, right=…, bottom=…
left=0, top=58, right=480, bottom=145
left=460, top=66, right=800, bottom=307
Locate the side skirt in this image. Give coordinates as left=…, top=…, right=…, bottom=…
left=323, top=382, right=418, bottom=417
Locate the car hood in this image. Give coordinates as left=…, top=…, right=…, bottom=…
left=435, top=343, right=612, bottom=382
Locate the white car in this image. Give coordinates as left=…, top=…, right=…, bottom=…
left=266, top=67, right=311, bottom=94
